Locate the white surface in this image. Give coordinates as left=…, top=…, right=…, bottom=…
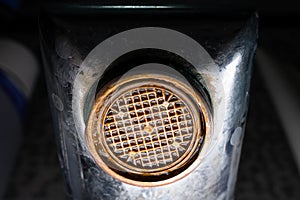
left=256, top=49, right=300, bottom=173
left=0, top=39, right=39, bottom=98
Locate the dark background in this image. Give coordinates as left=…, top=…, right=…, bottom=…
left=1, top=0, right=300, bottom=199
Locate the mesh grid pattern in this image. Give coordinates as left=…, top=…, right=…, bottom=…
left=102, top=87, right=194, bottom=170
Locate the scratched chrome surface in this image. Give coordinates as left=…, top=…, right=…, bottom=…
left=41, top=14, right=258, bottom=200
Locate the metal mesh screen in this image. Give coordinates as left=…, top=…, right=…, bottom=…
left=86, top=76, right=209, bottom=185
left=102, top=86, right=194, bottom=171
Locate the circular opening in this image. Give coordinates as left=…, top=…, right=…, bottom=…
left=85, top=74, right=211, bottom=186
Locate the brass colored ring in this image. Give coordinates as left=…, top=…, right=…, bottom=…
left=86, top=74, right=211, bottom=186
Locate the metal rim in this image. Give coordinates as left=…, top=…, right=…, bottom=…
left=85, top=74, right=211, bottom=186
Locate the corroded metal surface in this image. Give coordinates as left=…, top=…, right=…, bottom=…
left=101, top=86, right=196, bottom=170
left=86, top=76, right=208, bottom=186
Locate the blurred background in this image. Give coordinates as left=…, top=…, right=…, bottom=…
left=0, top=0, right=300, bottom=199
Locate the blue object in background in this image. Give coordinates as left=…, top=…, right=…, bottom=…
left=0, top=69, right=26, bottom=117
left=0, top=0, right=21, bottom=10
left=0, top=38, right=39, bottom=199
